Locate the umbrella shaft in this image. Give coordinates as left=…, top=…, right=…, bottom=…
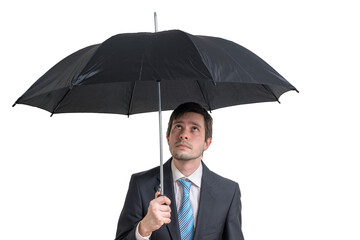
left=158, top=81, right=164, bottom=195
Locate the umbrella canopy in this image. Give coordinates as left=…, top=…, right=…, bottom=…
left=13, top=29, right=297, bottom=115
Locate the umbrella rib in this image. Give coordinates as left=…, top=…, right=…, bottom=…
left=196, top=80, right=212, bottom=112
left=127, top=53, right=145, bottom=116
left=50, top=88, right=72, bottom=116
left=127, top=82, right=137, bottom=117
left=262, top=84, right=281, bottom=104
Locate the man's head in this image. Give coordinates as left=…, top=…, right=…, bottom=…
left=166, top=102, right=213, bottom=162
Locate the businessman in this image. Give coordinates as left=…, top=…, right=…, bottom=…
left=115, top=102, right=244, bottom=240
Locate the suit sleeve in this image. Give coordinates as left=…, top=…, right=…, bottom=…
left=115, top=175, right=144, bottom=240
left=223, top=183, right=245, bottom=240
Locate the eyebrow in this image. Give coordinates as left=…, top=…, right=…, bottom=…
left=174, top=120, right=202, bottom=128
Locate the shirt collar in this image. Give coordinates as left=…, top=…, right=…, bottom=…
left=171, top=160, right=203, bottom=188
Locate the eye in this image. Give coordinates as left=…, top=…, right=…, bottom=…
left=192, top=126, right=199, bottom=131
left=175, top=125, right=182, bottom=129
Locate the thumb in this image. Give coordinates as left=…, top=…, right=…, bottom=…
left=155, top=191, right=161, bottom=199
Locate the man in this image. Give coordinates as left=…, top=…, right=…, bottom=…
left=115, top=102, right=244, bottom=240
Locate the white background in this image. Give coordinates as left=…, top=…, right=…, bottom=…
left=1, top=0, right=359, bottom=239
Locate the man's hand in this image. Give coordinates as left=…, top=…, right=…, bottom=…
left=138, top=191, right=171, bottom=237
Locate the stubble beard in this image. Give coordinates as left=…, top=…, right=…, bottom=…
left=172, top=150, right=204, bottom=162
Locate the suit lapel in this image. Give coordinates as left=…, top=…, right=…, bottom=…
left=156, top=159, right=181, bottom=240
left=193, top=162, right=217, bottom=239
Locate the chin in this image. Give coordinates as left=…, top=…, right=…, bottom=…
left=173, top=153, right=201, bottom=162
left=175, top=157, right=193, bottom=162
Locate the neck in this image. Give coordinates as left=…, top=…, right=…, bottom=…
left=172, top=157, right=201, bottom=177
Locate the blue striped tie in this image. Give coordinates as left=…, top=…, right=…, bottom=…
left=178, top=178, right=194, bottom=240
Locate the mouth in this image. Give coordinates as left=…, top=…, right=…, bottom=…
left=175, top=141, right=192, bottom=149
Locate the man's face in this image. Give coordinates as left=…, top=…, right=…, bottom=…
left=166, top=112, right=212, bottom=162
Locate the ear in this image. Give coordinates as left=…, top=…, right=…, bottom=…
left=166, top=132, right=170, bottom=144
left=203, top=137, right=212, bottom=151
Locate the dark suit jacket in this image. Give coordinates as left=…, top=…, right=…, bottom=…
left=115, top=159, right=244, bottom=240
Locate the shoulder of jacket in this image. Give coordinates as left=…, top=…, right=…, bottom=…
left=131, top=165, right=159, bottom=180
left=212, top=170, right=238, bottom=186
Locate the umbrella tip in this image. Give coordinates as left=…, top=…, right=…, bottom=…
left=12, top=103, right=17, bottom=107
left=154, top=12, right=158, bottom=32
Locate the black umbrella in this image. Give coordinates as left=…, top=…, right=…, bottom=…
left=13, top=28, right=297, bottom=194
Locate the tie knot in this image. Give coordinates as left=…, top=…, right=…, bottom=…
left=178, top=178, right=192, bottom=194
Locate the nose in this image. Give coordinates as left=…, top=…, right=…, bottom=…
left=179, top=128, right=189, bottom=140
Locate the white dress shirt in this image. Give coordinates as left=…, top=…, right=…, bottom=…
left=136, top=161, right=203, bottom=240
left=172, top=160, right=202, bottom=227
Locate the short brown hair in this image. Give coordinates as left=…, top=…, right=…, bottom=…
left=167, top=102, right=213, bottom=140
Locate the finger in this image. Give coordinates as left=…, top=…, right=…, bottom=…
left=163, top=217, right=171, bottom=224
left=161, top=211, right=171, bottom=218
left=159, top=205, right=171, bottom=212
left=155, top=191, right=161, bottom=199
left=163, top=196, right=171, bottom=206
left=156, top=196, right=171, bottom=205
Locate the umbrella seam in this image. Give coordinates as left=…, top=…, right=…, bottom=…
left=187, top=34, right=264, bottom=86
left=70, top=44, right=101, bottom=86
left=182, top=32, right=215, bottom=84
